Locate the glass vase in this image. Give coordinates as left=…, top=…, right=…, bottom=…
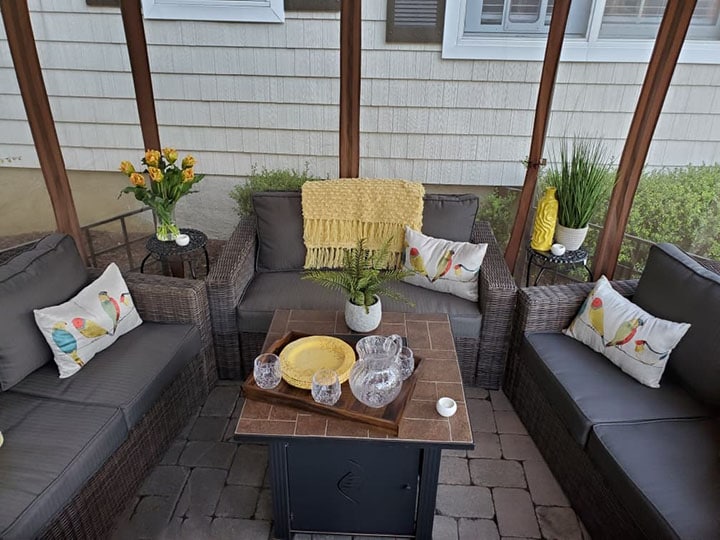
left=153, top=204, right=180, bottom=241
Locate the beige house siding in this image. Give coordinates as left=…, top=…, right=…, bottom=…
left=1, top=0, right=720, bottom=193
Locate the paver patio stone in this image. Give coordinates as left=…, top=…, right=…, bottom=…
left=160, top=439, right=187, bottom=465
left=127, top=495, right=175, bottom=537
left=189, top=416, right=229, bottom=441
left=464, top=386, right=489, bottom=399
left=175, top=467, right=227, bottom=518
left=138, top=465, right=189, bottom=498
left=178, top=412, right=199, bottom=439
left=201, top=386, right=240, bottom=417
left=467, top=399, right=496, bottom=432
left=467, top=432, right=502, bottom=459
left=440, top=456, right=471, bottom=485
left=435, top=485, right=494, bottom=518
left=163, top=516, right=212, bottom=540
left=227, top=444, right=268, bottom=485
left=489, top=390, right=513, bottom=411
left=493, top=488, right=540, bottom=538
left=209, top=517, right=271, bottom=539
left=178, top=441, right=236, bottom=469
left=536, top=506, right=583, bottom=540
left=432, top=515, right=459, bottom=539
left=493, top=410, right=528, bottom=435
left=469, top=458, right=526, bottom=488
left=523, top=460, right=570, bottom=507
left=499, top=434, right=542, bottom=461
left=254, top=488, right=273, bottom=520
left=458, top=518, right=500, bottom=540
left=215, top=485, right=260, bottom=518
left=443, top=448, right=467, bottom=457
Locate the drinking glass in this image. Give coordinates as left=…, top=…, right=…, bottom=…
left=311, top=369, right=341, bottom=406
left=254, top=353, right=282, bottom=389
left=396, top=346, right=415, bottom=380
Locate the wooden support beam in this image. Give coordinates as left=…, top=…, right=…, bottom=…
left=504, top=0, right=571, bottom=273
left=121, top=0, right=161, bottom=152
left=339, top=0, right=361, bottom=178
left=592, top=0, right=696, bottom=279
left=0, top=0, right=86, bottom=261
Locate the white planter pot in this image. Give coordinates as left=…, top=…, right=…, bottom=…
left=555, top=224, right=589, bottom=252
left=345, top=297, right=382, bottom=333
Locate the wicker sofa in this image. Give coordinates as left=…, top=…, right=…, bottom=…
left=504, top=243, right=720, bottom=539
left=206, top=191, right=517, bottom=388
left=0, top=234, right=217, bottom=539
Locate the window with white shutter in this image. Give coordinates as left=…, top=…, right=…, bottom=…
left=600, top=0, right=720, bottom=39
left=386, top=0, right=447, bottom=43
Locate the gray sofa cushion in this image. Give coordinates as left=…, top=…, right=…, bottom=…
left=422, top=194, right=479, bottom=242
left=10, top=322, right=200, bottom=429
left=0, top=392, right=127, bottom=539
left=0, top=234, right=88, bottom=391
left=522, top=332, right=711, bottom=446
left=253, top=191, right=306, bottom=272
left=633, top=242, right=720, bottom=409
left=587, top=418, right=720, bottom=540
left=237, top=272, right=481, bottom=338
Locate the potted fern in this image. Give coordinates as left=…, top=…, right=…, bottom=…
left=303, top=238, right=414, bottom=332
left=545, top=137, right=615, bottom=250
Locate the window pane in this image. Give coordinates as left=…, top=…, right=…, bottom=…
left=465, top=0, right=590, bottom=35
left=601, top=0, right=720, bottom=39
left=508, top=0, right=541, bottom=23
left=481, top=0, right=504, bottom=25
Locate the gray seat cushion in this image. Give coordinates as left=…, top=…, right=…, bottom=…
left=522, top=332, right=711, bottom=446
left=633, top=242, right=720, bottom=409
left=0, top=392, right=127, bottom=539
left=422, top=193, right=479, bottom=242
left=587, top=418, right=720, bottom=540
left=0, top=234, right=88, bottom=390
left=10, top=322, right=200, bottom=429
left=237, top=272, right=481, bottom=338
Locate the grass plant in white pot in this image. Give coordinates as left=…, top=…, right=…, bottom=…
left=545, top=137, right=615, bottom=251
left=303, top=238, right=413, bottom=332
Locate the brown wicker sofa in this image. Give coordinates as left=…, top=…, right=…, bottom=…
left=206, top=191, right=517, bottom=388
left=504, top=243, right=720, bottom=539
left=0, top=234, right=217, bottom=539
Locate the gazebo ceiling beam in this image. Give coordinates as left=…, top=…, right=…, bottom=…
left=339, top=0, right=361, bottom=178
left=592, top=0, right=696, bottom=279
left=0, top=0, right=86, bottom=261
left=505, top=0, right=571, bottom=272
left=121, top=0, right=161, bottom=152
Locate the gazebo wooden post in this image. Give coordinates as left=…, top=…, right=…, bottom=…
left=592, top=0, right=696, bottom=279
left=0, top=0, right=86, bottom=260
left=339, top=0, right=361, bottom=178
left=121, top=0, right=161, bottom=152
left=504, top=0, right=571, bottom=273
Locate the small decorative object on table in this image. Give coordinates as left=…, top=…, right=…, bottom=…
left=349, top=334, right=404, bottom=408
left=311, top=369, right=341, bottom=406
left=436, top=397, right=457, bottom=417
left=118, top=148, right=205, bottom=241
left=253, top=353, right=282, bottom=389
left=530, top=187, right=558, bottom=251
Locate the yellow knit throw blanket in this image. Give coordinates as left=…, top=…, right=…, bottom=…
left=302, top=178, right=425, bottom=268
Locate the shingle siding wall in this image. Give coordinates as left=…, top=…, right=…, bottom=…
left=1, top=0, right=719, bottom=187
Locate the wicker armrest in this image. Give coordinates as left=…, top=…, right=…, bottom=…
left=205, top=217, right=257, bottom=378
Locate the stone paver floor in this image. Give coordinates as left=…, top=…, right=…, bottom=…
left=111, top=382, right=590, bottom=540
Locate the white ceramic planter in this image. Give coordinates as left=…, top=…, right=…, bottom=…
left=555, top=224, right=589, bottom=251
left=345, top=296, right=382, bottom=333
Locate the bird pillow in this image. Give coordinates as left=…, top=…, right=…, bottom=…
left=564, top=275, right=690, bottom=388
left=401, top=226, right=488, bottom=301
left=33, top=263, right=142, bottom=378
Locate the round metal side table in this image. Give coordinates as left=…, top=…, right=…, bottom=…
left=525, top=245, right=592, bottom=287
left=140, top=228, right=209, bottom=279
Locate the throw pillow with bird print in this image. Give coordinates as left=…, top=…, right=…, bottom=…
left=401, top=226, right=488, bottom=301
left=564, top=275, right=691, bottom=388
left=33, top=263, right=142, bottom=378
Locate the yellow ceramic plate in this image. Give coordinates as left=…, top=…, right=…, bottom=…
left=280, top=336, right=356, bottom=389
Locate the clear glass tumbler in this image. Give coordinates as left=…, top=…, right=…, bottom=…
left=396, top=346, right=415, bottom=380
left=311, top=369, right=341, bottom=406
left=254, top=353, right=282, bottom=389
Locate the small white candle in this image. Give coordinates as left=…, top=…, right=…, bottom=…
left=551, top=243, right=566, bottom=256
left=436, top=397, right=458, bottom=417
left=175, top=234, right=190, bottom=247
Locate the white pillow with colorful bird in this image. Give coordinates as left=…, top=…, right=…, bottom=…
left=33, top=263, right=142, bottom=378
left=401, top=226, right=488, bottom=301
left=563, top=275, right=691, bottom=388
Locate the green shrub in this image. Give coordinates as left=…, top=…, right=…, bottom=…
left=229, top=163, right=323, bottom=217
left=476, top=188, right=518, bottom=249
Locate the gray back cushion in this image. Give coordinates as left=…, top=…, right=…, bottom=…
left=0, top=234, right=88, bottom=390
left=422, top=194, right=479, bottom=241
left=633, top=243, right=720, bottom=409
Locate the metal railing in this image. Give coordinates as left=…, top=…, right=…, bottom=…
left=82, top=207, right=153, bottom=271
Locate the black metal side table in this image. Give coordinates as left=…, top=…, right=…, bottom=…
left=140, top=228, right=209, bottom=279
left=525, top=245, right=593, bottom=286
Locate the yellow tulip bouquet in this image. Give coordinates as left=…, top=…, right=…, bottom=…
left=119, top=148, right=204, bottom=241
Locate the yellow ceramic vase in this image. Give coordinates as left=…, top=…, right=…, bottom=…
left=530, top=187, right=558, bottom=252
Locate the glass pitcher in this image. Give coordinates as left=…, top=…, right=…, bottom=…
left=349, top=334, right=404, bottom=408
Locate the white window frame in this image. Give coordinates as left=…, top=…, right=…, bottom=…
left=443, top=0, right=720, bottom=64
left=141, top=0, right=284, bottom=23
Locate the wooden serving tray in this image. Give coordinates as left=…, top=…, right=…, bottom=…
left=242, top=331, right=422, bottom=435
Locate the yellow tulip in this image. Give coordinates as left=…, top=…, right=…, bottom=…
left=162, top=147, right=178, bottom=164
left=130, top=173, right=146, bottom=187
left=119, top=161, right=135, bottom=175
left=181, top=155, right=196, bottom=169
left=182, top=168, right=195, bottom=183
left=144, top=149, right=160, bottom=167
left=148, top=167, right=164, bottom=182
